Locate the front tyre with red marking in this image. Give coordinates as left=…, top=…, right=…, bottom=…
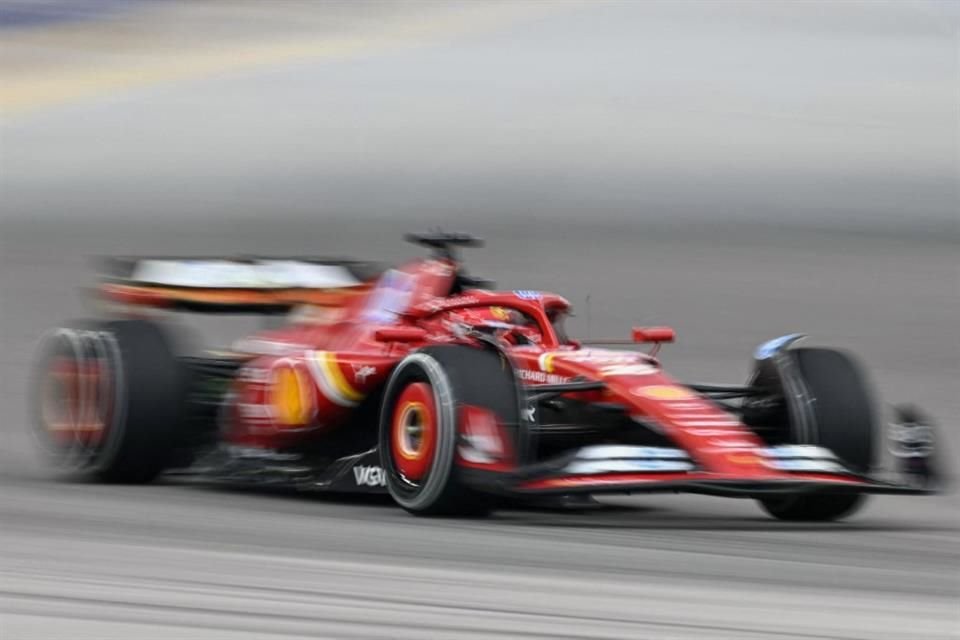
left=379, top=346, right=520, bottom=516
left=32, top=319, right=190, bottom=483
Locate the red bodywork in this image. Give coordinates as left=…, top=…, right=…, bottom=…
left=202, top=255, right=878, bottom=494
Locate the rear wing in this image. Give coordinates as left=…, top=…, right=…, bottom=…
left=98, top=257, right=382, bottom=313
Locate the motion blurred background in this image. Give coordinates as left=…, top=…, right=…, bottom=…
left=2, top=0, right=957, bottom=230
left=1, top=2, right=957, bottom=638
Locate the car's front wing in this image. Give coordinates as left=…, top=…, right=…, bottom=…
left=462, top=445, right=939, bottom=498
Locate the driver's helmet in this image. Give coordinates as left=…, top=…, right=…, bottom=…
left=448, top=306, right=541, bottom=345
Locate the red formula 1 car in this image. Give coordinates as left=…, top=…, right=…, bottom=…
left=32, top=233, right=941, bottom=520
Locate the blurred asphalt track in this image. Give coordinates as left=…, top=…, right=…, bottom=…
left=1, top=2, right=958, bottom=639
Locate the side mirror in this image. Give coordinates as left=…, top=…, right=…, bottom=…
left=632, top=326, right=676, bottom=344
left=375, top=326, right=428, bottom=343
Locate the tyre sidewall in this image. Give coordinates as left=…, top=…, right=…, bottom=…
left=379, top=352, right=458, bottom=512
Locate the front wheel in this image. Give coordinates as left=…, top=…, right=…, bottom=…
left=759, top=493, right=865, bottom=522
left=758, top=347, right=876, bottom=522
left=379, top=345, right=520, bottom=516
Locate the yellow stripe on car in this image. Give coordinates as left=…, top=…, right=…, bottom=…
left=308, top=351, right=363, bottom=407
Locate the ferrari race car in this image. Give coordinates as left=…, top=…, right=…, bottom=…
left=32, top=233, right=941, bottom=520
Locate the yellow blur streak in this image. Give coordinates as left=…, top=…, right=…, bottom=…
left=1, top=3, right=575, bottom=116
left=2, top=40, right=369, bottom=115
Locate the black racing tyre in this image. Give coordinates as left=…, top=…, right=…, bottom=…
left=32, top=319, right=190, bottom=483
left=759, top=347, right=876, bottom=521
left=378, top=345, right=520, bottom=516
left=760, top=492, right=866, bottom=522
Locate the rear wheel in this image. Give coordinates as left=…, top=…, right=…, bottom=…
left=32, top=319, right=190, bottom=483
left=379, top=345, right=520, bottom=516
left=759, top=347, right=875, bottom=521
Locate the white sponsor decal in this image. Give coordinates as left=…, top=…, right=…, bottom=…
left=421, top=295, right=483, bottom=313
left=444, top=295, right=481, bottom=308
left=353, top=465, right=386, bottom=487
left=352, top=364, right=376, bottom=384
left=565, top=459, right=694, bottom=474
left=423, top=299, right=445, bottom=312
left=548, top=350, right=646, bottom=365
left=577, top=445, right=689, bottom=460
left=518, top=369, right=570, bottom=384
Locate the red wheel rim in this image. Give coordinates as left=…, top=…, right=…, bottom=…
left=390, top=382, right=437, bottom=482
left=43, top=357, right=80, bottom=446
left=42, top=353, right=110, bottom=450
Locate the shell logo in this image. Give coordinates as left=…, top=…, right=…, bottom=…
left=632, top=385, right=694, bottom=401
left=538, top=352, right=558, bottom=373
left=271, top=362, right=315, bottom=427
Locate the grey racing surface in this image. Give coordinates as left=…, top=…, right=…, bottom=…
left=0, top=220, right=957, bottom=640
